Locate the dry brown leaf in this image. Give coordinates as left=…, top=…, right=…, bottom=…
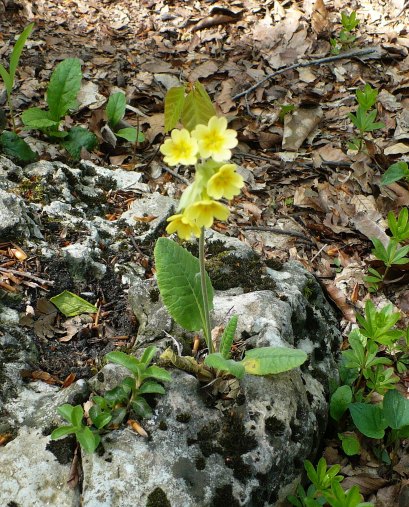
left=322, top=282, right=356, bottom=322
left=31, top=370, right=61, bottom=385
left=127, top=419, right=148, bottom=438
left=311, top=0, right=330, bottom=37
left=342, top=474, right=388, bottom=496
left=282, top=107, right=323, bottom=151
left=352, top=211, right=389, bottom=247
left=312, top=144, right=350, bottom=168
left=62, top=372, right=76, bottom=389
left=216, top=79, right=236, bottom=114
left=188, top=60, right=218, bottom=82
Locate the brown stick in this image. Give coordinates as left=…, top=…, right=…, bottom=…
left=0, top=267, right=54, bottom=286
left=233, top=47, right=382, bottom=100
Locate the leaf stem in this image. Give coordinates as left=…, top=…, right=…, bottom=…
left=199, top=227, right=213, bottom=353
left=7, top=95, right=16, bottom=132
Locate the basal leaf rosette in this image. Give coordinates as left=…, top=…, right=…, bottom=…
left=192, top=116, right=238, bottom=162
left=160, top=128, right=198, bottom=166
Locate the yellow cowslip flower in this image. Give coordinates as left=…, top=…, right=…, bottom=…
left=160, top=129, right=198, bottom=166
left=166, top=214, right=201, bottom=240
left=192, top=116, right=238, bottom=162
left=207, top=164, right=244, bottom=200
left=185, top=199, right=229, bottom=228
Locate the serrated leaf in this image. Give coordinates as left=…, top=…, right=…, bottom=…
left=154, top=237, right=214, bottom=331
left=0, top=130, right=37, bottom=162
left=242, top=347, right=307, bottom=375
left=204, top=353, right=245, bottom=379
left=22, top=107, right=60, bottom=129
left=330, top=385, right=353, bottom=421
left=164, top=86, right=186, bottom=133
left=383, top=389, right=409, bottom=430
left=50, top=290, right=97, bottom=317
left=61, top=126, right=97, bottom=159
left=106, top=92, right=126, bottom=128
left=349, top=403, right=387, bottom=439
left=47, top=58, right=82, bottom=121
left=116, top=127, right=144, bottom=143
left=181, top=82, right=217, bottom=131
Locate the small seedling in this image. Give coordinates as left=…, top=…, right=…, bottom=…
left=287, top=457, right=372, bottom=507
left=51, top=404, right=100, bottom=453
left=348, top=84, right=384, bottom=152
left=105, top=91, right=145, bottom=144
left=22, top=58, right=97, bottom=159
left=330, top=11, right=359, bottom=55
left=388, top=208, right=409, bottom=242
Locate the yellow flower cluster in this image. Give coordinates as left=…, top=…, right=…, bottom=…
left=160, top=116, right=244, bottom=240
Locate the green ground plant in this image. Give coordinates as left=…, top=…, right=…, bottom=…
left=329, top=301, right=409, bottom=461
left=22, top=58, right=97, bottom=159
left=51, top=346, right=170, bottom=453
left=105, top=91, right=145, bottom=144
left=381, top=161, right=409, bottom=186
left=330, top=11, right=359, bottom=55
left=154, top=82, right=307, bottom=383
left=348, top=84, right=384, bottom=152
left=364, top=208, right=409, bottom=291
left=288, top=457, right=373, bottom=507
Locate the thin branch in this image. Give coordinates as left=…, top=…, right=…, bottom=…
left=233, top=47, right=381, bottom=100
left=0, top=267, right=54, bottom=286
left=241, top=225, right=314, bottom=243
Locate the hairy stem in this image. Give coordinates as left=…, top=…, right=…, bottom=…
left=199, top=227, right=213, bottom=353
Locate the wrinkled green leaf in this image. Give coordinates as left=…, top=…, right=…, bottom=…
left=61, top=126, right=97, bottom=159
left=0, top=130, right=37, bottom=162
left=131, top=396, right=153, bottom=419
left=47, top=58, right=82, bottom=121
left=181, top=82, right=216, bottom=131
left=204, top=353, right=245, bottom=379
left=143, top=365, right=172, bottom=382
left=242, top=347, right=307, bottom=375
left=219, top=315, right=238, bottom=359
left=106, top=92, right=126, bottom=128
left=22, top=107, right=60, bottom=129
left=138, top=381, right=166, bottom=395
left=50, top=290, right=97, bottom=317
left=164, top=86, right=186, bottom=133
left=154, top=237, right=214, bottom=332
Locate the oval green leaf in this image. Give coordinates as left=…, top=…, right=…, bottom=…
left=242, top=347, right=307, bottom=375
left=47, top=58, right=82, bottom=120
left=106, top=92, right=126, bottom=128
left=49, top=290, right=97, bottom=317
left=205, top=353, right=245, bottom=379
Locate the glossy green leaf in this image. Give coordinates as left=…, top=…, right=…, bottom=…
left=57, top=403, right=75, bottom=423
left=204, top=353, right=245, bottom=379
left=106, top=92, right=126, bottom=128
left=105, top=351, right=141, bottom=376
left=154, top=237, right=214, bottom=332
left=330, top=385, right=353, bottom=421
left=76, top=427, right=100, bottom=453
left=50, top=425, right=77, bottom=440
left=47, top=58, right=82, bottom=121
left=349, top=403, right=387, bottom=439
left=131, top=396, right=153, bottom=419
left=61, top=126, right=97, bottom=159
left=181, top=82, right=216, bottom=131
left=0, top=131, right=37, bottom=162
left=242, top=347, right=307, bottom=375
left=116, top=127, right=144, bottom=143
left=91, top=412, right=112, bottom=430
left=50, top=290, right=97, bottom=317
left=164, top=86, right=186, bottom=133
left=383, top=389, right=409, bottom=430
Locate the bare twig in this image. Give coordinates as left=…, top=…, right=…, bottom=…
left=233, top=47, right=381, bottom=100
left=0, top=267, right=54, bottom=286
left=241, top=225, right=314, bottom=243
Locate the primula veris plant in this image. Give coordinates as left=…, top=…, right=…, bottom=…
left=105, top=91, right=145, bottom=144
left=155, top=83, right=307, bottom=380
